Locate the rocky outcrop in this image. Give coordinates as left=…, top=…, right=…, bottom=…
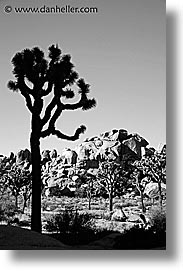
left=0, top=128, right=151, bottom=196
left=41, top=150, right=51, bottom=164
left=144, top=182, right=166, bottom=199
left=16, top=149, right=31, bottom=165
left=75, top=129, right=149, bottom=168
left=60, top=148, right=77, bottom=165
left=50, top=149, right=57, bottom=159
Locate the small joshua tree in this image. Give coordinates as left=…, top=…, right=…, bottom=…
left=132, top=146, right=166, bottom=211
left=97, top=160, right=129, bottom=211
left=1, top=164, right=31, bottom=211
left=8, top=45, right=96, bottom=232
left=131, top=169, right=147, bottom=213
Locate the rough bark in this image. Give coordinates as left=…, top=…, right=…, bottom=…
left=22, top=197, right=27, bottom=213
left=15, top=195, right=18, bottom=209
left=140, top=191, right=146, bottom=213
left=88, top=196, right=91, bottom=210
left=109, top=192, right=113, bottom=212
left=158, top=181, right=163, bottom=211
left=30, top=114, right=42, bottom=233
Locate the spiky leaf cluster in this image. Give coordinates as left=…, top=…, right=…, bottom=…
left=8, top=44, right=97, bottom=141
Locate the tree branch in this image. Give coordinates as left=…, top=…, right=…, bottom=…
left=41, top=96, right=58, bottom=126
left=62, top=98, right=83, bottom=110
left=48, top=101, right=63, bottom=130
left=17, top=77, right=33, bottom=96
left=22, top=92, right=34, bottom=113
left=96, top=178, right=109, bottom=193
left=40, top=125, right=86, bottom=140
left=8, top=77, right=33, bottom=113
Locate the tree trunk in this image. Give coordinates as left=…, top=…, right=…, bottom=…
left=140, top=191, right=146, bottom=213
left=158, top=181, right=163, bottom=211
left=109, top=192, right=113, bottom=212
left=88, top=196, right=91, bottom=210
left=30, top=115, right=42, bottom=233
left=22, top=194, right=27, bottom=213
left=15, top=195, right=18, bottom=209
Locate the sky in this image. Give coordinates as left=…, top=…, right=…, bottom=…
left=0, top=0, right=165, bottom=156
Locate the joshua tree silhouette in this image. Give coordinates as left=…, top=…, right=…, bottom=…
left=8, top=45, right=96, bottom=232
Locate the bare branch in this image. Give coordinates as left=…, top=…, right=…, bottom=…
left=41, top=96, right=58, bottom=127
left=62, top=97, right=83, bottom=110
left=22, top=93, right=34, bottom=113
left=16, top=78, right=34, bottom=113
left=95, top=177, right=109, bottom=193
left=48, top=101, right=63, bottom=129
left=40, top=125, right=86, bottom=140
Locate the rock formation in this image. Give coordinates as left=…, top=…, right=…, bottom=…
left=144, top=182, right=166, bottom=200
left=75, top=129, right=149, bottom=168
left=0, top=128, right=153, bottom=196
left=16, top=149, right=31, bottom=164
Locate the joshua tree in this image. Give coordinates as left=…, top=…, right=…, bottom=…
left=8, top=45, right=96, bottom=232
left=2, top=164, right=31, bottom=210
left=131, top=170, right=147, bottom=213
left=132, top=146, right=166, bottom=211
left=97, top=160, right=129, bottom=211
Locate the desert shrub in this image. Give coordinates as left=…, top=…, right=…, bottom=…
left=45, top=209, right=93, bottom=234
left=75, top=187, right=87, bottom=198
left=113, top=207, right=166, bottom=249
left=0, top=205, right=4, bottom=222
left=84, top=209, right=105, bottom=219
left=42, top=203, right=57, bottom=211
left=17, top=219, right=30, bottom=227
left=121, top=201, right=137, bottom=208
left=41, top=200, right=49, bottom=211
left=0, top=201, right=21, bottom=223
left=143, top=200, right=153, bottom=207
left=102, top=212, right=112, bottom=221
left=149, top=207, right=166, bottom=233
left=114, top=224, right=166, bottom=249
left=49, top=186, right=63, bottom=197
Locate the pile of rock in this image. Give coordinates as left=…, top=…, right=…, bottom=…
left=0, top=128, right=152, bottom=196
left=75, top=128, right=149, bottom=169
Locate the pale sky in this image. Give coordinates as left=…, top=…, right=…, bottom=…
left=0, top=0, right=165, bottom=156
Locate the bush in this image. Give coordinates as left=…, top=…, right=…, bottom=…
left=121, top=201, right=137, bottom=208
left=149, top=207, right=166, bottom=233
left=49, top=186, right=63, bottom=197
left=114, top=224, right=166, bottom=249
left=75, top=187, right=87, bottom=198
left=45, top=209, right=93, bottom=234
left=0, top=201, right=21, bottom=224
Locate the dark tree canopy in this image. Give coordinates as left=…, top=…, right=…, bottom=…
left=8, top=44, right=96, bottom=140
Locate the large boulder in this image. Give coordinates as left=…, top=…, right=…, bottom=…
left=61, top=148, right=77, bottom=165
left=123, top=134, right=149, bottom=159
left=144, top=182, right=166, bottom=199
left=111, top=205, right=127, bottom=222
left=16, top=149, right=31, bottom=164
left=41, top=150, right=51, bottom=164
left=75, top=141, right=99, bottom=160
left=95, top=140, right=120, bottom=161
left=50, top=149, right=57, bottom=159
left=75, top=129, right=149, bottom=164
